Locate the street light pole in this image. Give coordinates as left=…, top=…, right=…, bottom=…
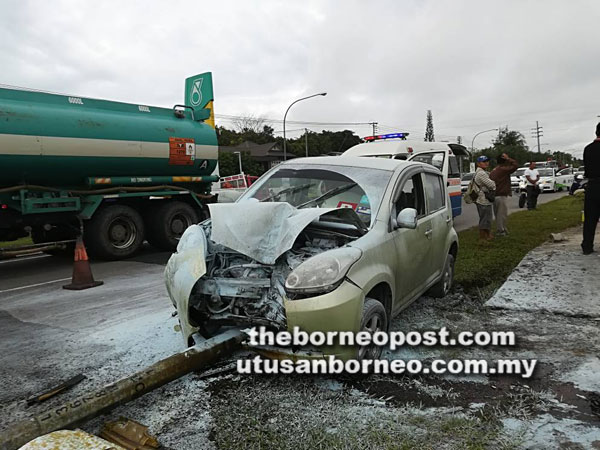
left=233, top=151, right=243, bottom=174
left=305, top=128, right=308, bottom=157
left=283, top=92, right=327, bottom=161
left=471, top=128, right=499, bottom=160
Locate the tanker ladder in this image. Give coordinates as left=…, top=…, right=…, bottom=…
left=0, top=329, right=246, bottom=450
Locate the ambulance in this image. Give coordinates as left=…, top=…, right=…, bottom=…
left=343, top=133, right=470, bottom=217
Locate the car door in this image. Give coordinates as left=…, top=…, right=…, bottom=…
left=422, top=171, right=451, bottom=282
left=389, top=169, right=433, bottom=312
left=557, top=168, right=573, bottom=189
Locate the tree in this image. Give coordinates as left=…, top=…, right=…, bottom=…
left=218, top=150, right=264, bottom=177
left=286, top=129, right=362, bottom=157
left=230, top=115, right=267, bottom=134
left=425, top=110, right=435, bottom=142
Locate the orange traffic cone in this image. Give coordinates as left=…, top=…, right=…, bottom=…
left=63, top=236, right=103, bottom=290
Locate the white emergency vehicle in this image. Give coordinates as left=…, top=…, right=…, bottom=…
left=343, top=133, right=470, bottom=217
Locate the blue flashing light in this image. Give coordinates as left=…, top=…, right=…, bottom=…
left=364, top=132, right=409, bottom=142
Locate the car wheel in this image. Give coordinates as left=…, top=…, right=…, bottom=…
left=357, top=298, right=387, bottom=361
left=518, top=193, right=526, bottom=208
left=427, top=253, right=455, bottom=298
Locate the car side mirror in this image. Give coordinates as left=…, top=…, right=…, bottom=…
left=395, top=208, right=418, bottom=229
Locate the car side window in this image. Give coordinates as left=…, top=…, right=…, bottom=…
left=411, top=152, right=445, bottom=172
left=395, top=173, right=426, bottom=217
left=448, top=156, right=460, bottom=178
left=424, top=173, right=445, bottom=212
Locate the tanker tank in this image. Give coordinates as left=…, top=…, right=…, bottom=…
left=0, top=78, right=218, bottom=187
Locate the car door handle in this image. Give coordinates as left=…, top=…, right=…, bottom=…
left=425, top=229, right=433, bottom=238
left=446, top=217, right=452, bottom=224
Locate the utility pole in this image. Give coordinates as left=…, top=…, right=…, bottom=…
left=369, top=122, right=378, bottom=135
left=531, top=121, right=543, bottom=153
left=305, top=128, right=308, bottom=157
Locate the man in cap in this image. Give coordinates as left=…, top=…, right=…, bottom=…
left=581, top=122, right=600, bottom=255
left=474, top=155, right=496, bottom=240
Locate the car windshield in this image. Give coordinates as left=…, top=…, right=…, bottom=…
left=538, top=169, right=554, bottom=176
left=461, top=173, right=474, bottom=181
left=239, top=164, right=393, bottom=226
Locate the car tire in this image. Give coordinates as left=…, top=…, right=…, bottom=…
left=86, top=204, right=145, bottom=260
left=146, top=201, right=198, bottom=251
left=518, top=193, right=526, bottom=208
left=357, top=298, right=388, bottom=361
left=427, top=253, right=455, bottom=298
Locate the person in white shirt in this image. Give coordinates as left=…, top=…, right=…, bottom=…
left=524, top=161, right=540, bottom=210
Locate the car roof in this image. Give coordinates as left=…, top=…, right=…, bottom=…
left=279, top=155, right=422, bottom=172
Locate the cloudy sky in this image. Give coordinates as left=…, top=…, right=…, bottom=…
left=1, top=0, right=598, bottom=156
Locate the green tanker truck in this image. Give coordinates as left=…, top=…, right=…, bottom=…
left=0, top=73, right=219, bottom=259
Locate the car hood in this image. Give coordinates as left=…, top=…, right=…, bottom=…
left=208, top=201, right=366, bottom=265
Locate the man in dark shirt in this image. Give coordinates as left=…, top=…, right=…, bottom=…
left=490, top=153, right=518, bottom=236
left=581, top=122, right=600, bottom=255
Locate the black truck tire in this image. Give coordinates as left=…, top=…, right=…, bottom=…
left=146, top=201, right=198, bottom=251
left=86, top=204, right=145, bottom=260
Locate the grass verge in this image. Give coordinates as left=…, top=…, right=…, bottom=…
left=209, top=375, right=518, bottom=450
left=454, top=194, right=583, bottom=295
left=0, top=236, right=33, bottom=248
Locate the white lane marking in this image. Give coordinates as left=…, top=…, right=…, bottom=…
left=0, top=277, right=72, bottom=294
left=0, top=254, right=50, bottom=264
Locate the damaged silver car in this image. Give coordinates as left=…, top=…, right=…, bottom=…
left=166, top=156, right=458, bottom=360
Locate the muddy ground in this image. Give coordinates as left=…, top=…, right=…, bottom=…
left=1, top=227, right=599, bottom=449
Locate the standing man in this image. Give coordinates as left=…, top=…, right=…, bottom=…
left=490, top=153, right=519, bottom=236
left=581, top=123, right=600, bottom=255
left=474, top=155, right=496, bottom=241
left=524, top=161, right=540, bottom=210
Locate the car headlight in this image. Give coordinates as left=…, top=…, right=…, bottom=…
left=285, top=247, right=362, bottom=296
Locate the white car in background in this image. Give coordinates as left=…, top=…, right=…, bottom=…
left=518, top=167, right=573, bottom=192
left=512, top=168, right=527, bottom=192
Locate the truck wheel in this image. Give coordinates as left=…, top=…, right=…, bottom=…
left=86, top=205, right=145, bottom=260
left=146, top=201, right=198, bottom=251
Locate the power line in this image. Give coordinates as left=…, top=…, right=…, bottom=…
left=215, top=113, right=373, bottom=126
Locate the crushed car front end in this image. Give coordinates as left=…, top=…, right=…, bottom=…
left=165, top=158, right=395, bottom=359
